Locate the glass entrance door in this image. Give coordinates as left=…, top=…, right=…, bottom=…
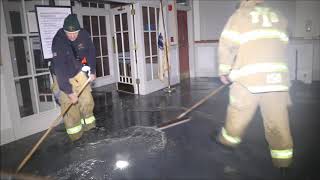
left=111, top=5, right=137, bottom=94
left=72, top=1, right=115, bottom=87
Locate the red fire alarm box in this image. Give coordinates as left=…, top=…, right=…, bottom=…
left=168, top=4, right=173, bottom=11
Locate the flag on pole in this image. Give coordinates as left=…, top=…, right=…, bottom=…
left=158, top=2, right=169, bottom=81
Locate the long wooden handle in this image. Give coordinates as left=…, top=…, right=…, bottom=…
left=177, top=84, right=227, bottom=119
left=16, top=77, right=91, bottom=173
left=157, top=84, right=228, bottom=130
left=1, top=170, right=53, bottom=180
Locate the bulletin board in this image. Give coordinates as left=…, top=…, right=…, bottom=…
left=35, top=6, right=72, bottom=59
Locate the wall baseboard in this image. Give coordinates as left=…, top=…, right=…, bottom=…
left=0, top=128, right=15, bottom=145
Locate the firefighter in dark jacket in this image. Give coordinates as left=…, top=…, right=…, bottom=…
left=51, top=14, right=96, bottom=141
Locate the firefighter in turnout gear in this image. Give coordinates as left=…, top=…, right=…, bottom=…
left=216, top=0, right=293, bottom=168
left=51, top=14, right=97, bottom=141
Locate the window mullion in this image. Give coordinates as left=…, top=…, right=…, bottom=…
left=22, top=0, right=40, bottom=114
left=120, top=12, right=127, bottom=78
left=147, top=7, right=153, bottom=80
left=98, top=16, right=104, bottom=77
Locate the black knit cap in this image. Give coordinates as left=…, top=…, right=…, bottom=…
left=63, top=14, right=80, bottom=32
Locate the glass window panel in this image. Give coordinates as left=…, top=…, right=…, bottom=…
left=91, top=16, right=99, bottom=36
left=90, top=2, right=97, bottom=8
left=103, top=57, right=110, bottom=76
left=145, top=58, right=152, bottom=81
left=36, top=74, right=54, bottom=112
left=116, top=33, right=123, bottom=53
left=142, top=7, right=148, bottom=31
left=123, top=32, right=129, bottom=52
left=93, top=37, right=101, bottom=56
left=157, top=8, right=160, bottom=28
left=101, top=37, right=108, bottom=56
left=99, top=16, right=106, bottom=35
left=176, top=0, right=189, bottom=6
left=81, top=2, right=89, bottom=7
left=119, top=59, right=124, bottom=76
left=30, top=37, right=48, bottom=74
left=3, top=0, right=26, bottom=34
left=15, top=78, right=36, bottom=117
left=152, top=56, right=159, bottom=79
left=83, top=16, right=91, bottom=35
left=144, top=32, right=150, bottom=56
left=115, top=15, right=120, bottom=32
left=122, top=13, right=128, bottom=31
left=149, top=8, right=155, bottom=31
left=36, top=74, right=51, bottom=94
left=98, top=4, right=105, bottom=8
left=126, top=61, right=132, bottom=77
left=96, top=57, right=103, bottom=77
left=40, top=96, right=45, bottom=102
left=47, top=95, right=53, bottom=102
left=151, top=32, right=157, bottom=55
left=8, top=37, right=32, bottom=77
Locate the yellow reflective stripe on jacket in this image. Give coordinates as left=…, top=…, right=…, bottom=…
left=221, top=29, right=288, bottom=44
left=229, top=95, right=236, bottom=104
left=219, top=64, right=232, bottom=74
left=247, top=85, right=289, bottom=93
left=221, top=127, right=241, bottom=144
left=250, top=7, right=279, bottom=27
left=271, top=149, right=293, bottom=159
left=229, top=63, right=288, bottom=80
left=83, top=116, right=96, bottom=125
left=221, top=30, right=241, bottom=44
left=241, top=29, right=288, bottom=44
left=66, top=124, right=82, bottom=135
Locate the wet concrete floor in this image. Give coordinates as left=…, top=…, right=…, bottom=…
left=1, top=78, right=320, bottom=180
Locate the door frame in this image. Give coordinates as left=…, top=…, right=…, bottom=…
left=133, top=2, right=169, bottom=95
left=72, top=2, right=116, bottom=88
left=111, top=4, right=139, bottom=94
left=177, top=10, right=190, bottom=80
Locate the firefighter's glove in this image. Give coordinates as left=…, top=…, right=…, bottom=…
left=53, top=91, right=61, bottom=106
left=82, top=65, right=91, bottom=76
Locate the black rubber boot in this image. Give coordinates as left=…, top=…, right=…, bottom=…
left=210, top=130, right=235, bottom=153
left=279, top=167, right=291, bottom=180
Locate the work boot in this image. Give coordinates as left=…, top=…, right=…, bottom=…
left=83, top=122, right=96, bottom=132
left=272, top=158, right=292, bottom=169
left=223, top=165, right=241, bottom=180
left=68, top=130, right=83, bottom=142
left=210, top=130, right=235, bottom=153
left=279, top=167, right=291, bottom=180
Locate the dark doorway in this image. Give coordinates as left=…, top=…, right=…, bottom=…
left=177, top=10, right=189, bottom=80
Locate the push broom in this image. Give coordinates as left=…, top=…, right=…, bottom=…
left=157, top=84, right=228, bottom=130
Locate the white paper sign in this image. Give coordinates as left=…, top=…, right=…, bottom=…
left=36, top=6, right=71, bottom=59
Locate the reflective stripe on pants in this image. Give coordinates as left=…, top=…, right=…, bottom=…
left=221, top=127, right=241, bottom=145
left=81, top=115, right=96, bottom=125
left=271, top=148, right=293, bottom=159
left=221, top=82, right=293, bottom=167
left=66, top=123, right=82, bottom=135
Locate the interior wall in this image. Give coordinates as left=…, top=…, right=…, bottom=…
left=192, top=0, right=320, bottom=81
left=295, top=1, right=320, bottom=38
left=199, top=0, right=237, bottom=41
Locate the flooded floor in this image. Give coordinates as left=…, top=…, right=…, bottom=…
left=1, top=78, right=320, bottom=180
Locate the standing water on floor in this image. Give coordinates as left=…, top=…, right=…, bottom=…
left=52, top=126, right=167, bottom=180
